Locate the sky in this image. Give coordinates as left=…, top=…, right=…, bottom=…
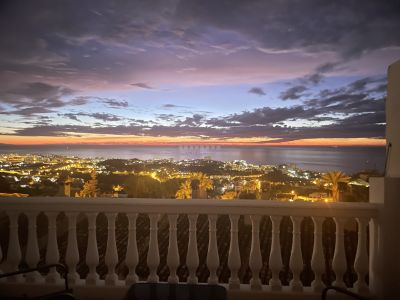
left=0, top=0, right=399, bottom=146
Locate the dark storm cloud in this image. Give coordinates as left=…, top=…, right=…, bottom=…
left=280, top=85, right=307, bottom=100
left=0, top=0, right=398, bottom=89
left=176, top=0, right=400, bottom=59
left=248, top=87, right=266, bottom=96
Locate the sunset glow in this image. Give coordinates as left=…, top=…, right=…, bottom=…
left=0, top=1, right=397, bottom=146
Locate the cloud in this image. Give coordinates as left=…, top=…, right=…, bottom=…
left=0, top=0, right=397, bottom=93
left=102, top=99, right=128, bottom=108
left=2, top=107, right=54, bottom=116
left=130, top=83, right=155, bottom=89
left=59, top=112, right=123, bottom=122
left=280, top=85, right=307, bottom=100
left=248, top=87, right=266, bottom=96
left=0, top=82, right=76, bottom=109
left=161, top=104, right=190, bottom=110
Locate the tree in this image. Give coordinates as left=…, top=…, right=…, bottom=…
left=79, top=170, right=99, bottom=197
left=320, top=171, right=350, bottom=202
left=175, top=179, right=192, bottom=199
left=240, top=179, right=261, bottom=199
left=192, top=172, right=213, bottom=198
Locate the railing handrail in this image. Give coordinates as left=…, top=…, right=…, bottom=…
left=0, top=197, right=378, bottom=218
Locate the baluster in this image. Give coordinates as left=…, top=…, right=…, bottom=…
left=332, top=217, right=347, bottom=288
left=207, top=214, right=219, bottom=284
left=311, top=217, right=325, bottom=292
left=187, top=214, right=199, bottom=284
left=249, top=215, right=262, bottom=290
left=45, top=212, right=60, bottom=283
left=228, top=215, right=241, bottom=289
left=0, top=242, right=2, bottom=273
left=289, top=216, right=303, bottom=291
left=25, top=212, right=41, bottom=283
left=86, top=212, right=99, bottom=285
left=147, top=214, right=160, bottom=283
left=354, top=217, right=369, bottom=293
left=125, top=213, right=138, bottom=285
left=66, top=212, right=80, bottom=284
left=6, top=212, right=22, bottom=282
left=105, top=213, right=118, bottom=285
left=269, top=216, right=282, bottom=290
left=167, top=214, right=179, bottom=283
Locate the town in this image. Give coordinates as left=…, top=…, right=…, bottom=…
left=0, top=153, right=374, bottom=202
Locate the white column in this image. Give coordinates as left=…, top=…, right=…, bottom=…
left=147, top=214, right=160, bottom=283
left=249, top=215, right=262, bottom=290
left=354, top=217, right=369, bottom=294
left=86, top=212, right=99, bottom=285
left=125, top=213, right=139, bottom=285
left=207, top=214, right=219, bottom=284
left=6, top=212, right=22, bottom=282
left=105, top=213, right=118, bottom=285
left=167, top=214, right=179, bottom=283
left=311, top=216, right=325, bottom=292
left=332, top=217, right=347, bottom=288
left=289, top=216, right=303, bottom=291
left=269, top=216, right=282, bottom=291
left=66, top=212, right=80, bottom=284
left=228, top=215, right=241, bottom=289
left=187, top=214, right=199, bottom=284
left=25, top=212, right=41, bottom=283
left=45, top=212, right=60, bottom=283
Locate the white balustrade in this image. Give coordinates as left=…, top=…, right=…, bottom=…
left=332, top=217, right=347, bottom=288
left=228, top=215, right=241, bottom=289
left=354, top=217, right=369, bottom=294
left=311, top=216, right=325, bottom=292
left=25, top=212, right=41, bottom=283
left=167, top=214, right=179, bottom=283
left=125, top=213, right=139, bottom=285
left=6, top=212, right=22, bottom=282
left=86, top=212, right=99, bottom=285
left=105, top=213, right=118, bottom=285
left=289, top=216, right=303, bottom=291
left=186, top=214, right=199, bottom=284
left=207, top=214, right=219, bottom=284
left=269, top=215, right=283, bottom=291
left=249, top=215, right=262, bottom=290
left=147, top=214, right=160, bottom=283
left=45, top=212, right=60, bottom=283
left=66, top=212, right=80, bottom=284
left=0, top=197, right=379, bottom=298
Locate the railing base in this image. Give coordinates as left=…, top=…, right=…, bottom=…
left=0, top=281, right=372, bottom=300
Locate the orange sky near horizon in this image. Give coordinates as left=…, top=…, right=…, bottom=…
left=1, top=134, right=386, bottom=147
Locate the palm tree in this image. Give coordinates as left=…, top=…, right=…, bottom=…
left=175, top=179, right=192, bottom=199
left=193, top=173, right=213, bottom=198
left=320, top=171, right=350, bottom=202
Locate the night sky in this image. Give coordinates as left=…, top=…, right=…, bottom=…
left=0, top=0, right=399, bottom=146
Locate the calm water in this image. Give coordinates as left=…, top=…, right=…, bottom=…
left=0, top=145, right=385, bottom=174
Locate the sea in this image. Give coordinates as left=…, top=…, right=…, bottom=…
left=0, top=144, right=386, bottom=174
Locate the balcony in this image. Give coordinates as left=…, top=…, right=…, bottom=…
left=0, top=197, right=379, bottom=300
